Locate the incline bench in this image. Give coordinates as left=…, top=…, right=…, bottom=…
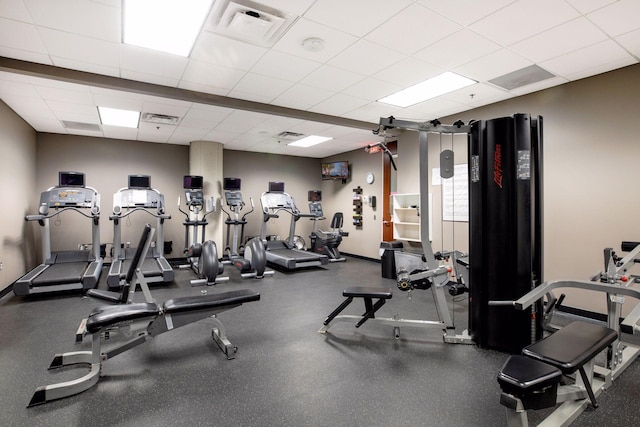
left=28, top=225, right=260, bottom=407
left=497, top=321, right=617, bottom=426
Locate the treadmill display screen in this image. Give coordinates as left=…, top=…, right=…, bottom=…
left=59, top=171, right=85, bottom=187
left=129, top=175, right=151, bottom=189
left=269, top=181, right=284, bottom=192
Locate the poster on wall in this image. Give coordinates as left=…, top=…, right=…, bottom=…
left=432, top=164, right=468, bottom=222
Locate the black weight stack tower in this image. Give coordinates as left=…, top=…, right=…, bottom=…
left=468, top=114, right=544, bottom=353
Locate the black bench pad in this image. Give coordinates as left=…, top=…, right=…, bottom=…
left=163, top=289, right=260, bottom=314
left=523, top=321, right=617, bottom=374
left=86, top=303, right=160, bottom=334
left=343, top=286, right=392, bottom=299
left=498, top=355, right=562, bottom=395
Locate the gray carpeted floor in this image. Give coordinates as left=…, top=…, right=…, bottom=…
left=1, top=257, right=638, bottom=426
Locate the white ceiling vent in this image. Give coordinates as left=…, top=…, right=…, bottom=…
left=62, top=121, right=101, bottom=132
left=206, top=0, right=298, bottom=47
left=275, top=131, right=305, bottom=140
left=141, top=113, right=181, bottom=125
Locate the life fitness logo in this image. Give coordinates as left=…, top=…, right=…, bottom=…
left=493, top=144, right=503, bottom=189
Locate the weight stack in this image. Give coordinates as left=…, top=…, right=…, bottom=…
left=468, top=114, right=544, bottom=353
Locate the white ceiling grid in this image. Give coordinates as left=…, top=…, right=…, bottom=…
left=0, top=0, right=636, bottom=158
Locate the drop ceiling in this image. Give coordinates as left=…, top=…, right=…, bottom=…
left=0, top=0, right=638, bottom=158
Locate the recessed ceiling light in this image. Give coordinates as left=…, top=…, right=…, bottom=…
left=123, top=0, right=214, bottom=56
left=98, top=107, right=140, bottom=128
left=288, top=135, right=333, bottom=147
left=378, top=72, right=477, bottom=108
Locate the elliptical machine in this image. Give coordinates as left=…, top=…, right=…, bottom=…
left=220, top=177, right=273, bottom=279
left=308, top=191, right=348, bottom=262
left=177, top=175, right=227, bottom=286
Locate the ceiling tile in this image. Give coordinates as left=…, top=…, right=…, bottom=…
left=541, top=39, right=637, bottom=80
left=414, top=29, right=501, bottom=70
left=470, top=0, right=580, bottom=46
left=181, top=60, right=246, bottom=91
left=303, top=0, right=413, bottom=38
left=441, top=82, right=510, bottom=106
left=25, top=0, right=121, bottom=41
left=0, top=46, right=52, bottom=64
left=300, top=65, right=364, bottom=92
left=328, top=39, right=406, bottom=76
left=616, top=29, right=640, bottom=57
left=121, top=45, right=189, bottom=80
left=587, top=0, right=640, bottom=37
left=342, top=102, right=399, bottom=123
left=0, top=0, right=33, bottom=21
left=191, top=31, right=268, bottom=71
left=120, top=70, right=181, bottom=88
left=373, top=57, right=443, bottom=87
left=0, top=18, right=47, bottom=53
left=454, top=49, right=532, bottom=82
left=232, top=72, right=293, bottom=100
left=34, top=85, right=94, bottom=104
left=167, top=126, right=210, bottom=145
left=509, top=17, right=608, bottom=63
left=249, top=49, right=322, bottom=82
left=271, top=18, right=358, bottom=63
left=255, top=0, right=315, bottom=16
left=308, top=93, right=368, bottom=116
left=564, top=0, right=617, bottom=14
left=272, top=83, right=334, bottom=111
left=0, top=79, right=40, bottom=98
left=509, top=76, right=569, bottom=96
left=342, top=77, right=402, bottom=102
left=50, top=56, right=120, bottom=77
left=38, top=27, right=120, bottom=68
left=366, top=3, right=461, bottom=55
left=102, top=125, right=138, bottom=141
left=416, top=0, right=516, bottom=26
left=180, top=106, right=232, bottom=129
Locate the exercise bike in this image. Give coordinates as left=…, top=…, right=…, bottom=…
left=308, top=201, right=348, bottom=262
left=177, top=176, right=227, bottom=286
left=220, top=177, right=273, bottom=279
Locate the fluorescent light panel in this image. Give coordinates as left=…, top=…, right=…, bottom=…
left=123, top=0, right=214, bottom=56
left=288, top=135, right=333, bottom=147
left=378, top=72, right=476, bottom=108
left=98, top=107, right=140, bottom=128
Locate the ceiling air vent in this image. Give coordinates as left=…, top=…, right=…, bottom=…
left=489, top=65, right=555, bottom=91
left=141, top=113, right=180, bottom=125
left=275, top=131, right=305, bottom=140
left=62, top=121, right=102, bottom=132
left=206, top=0, right=298, bottom=47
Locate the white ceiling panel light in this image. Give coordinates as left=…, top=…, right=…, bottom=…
left=123, top=0, right=214, bottom=56
left=98, top=106, right=140, bottom=128
left=288, top=135, right=333, bottom=147
left=378, top=72, right=477, bottom=108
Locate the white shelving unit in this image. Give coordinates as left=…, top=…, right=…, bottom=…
left=392, top=193, right=421, bottom=242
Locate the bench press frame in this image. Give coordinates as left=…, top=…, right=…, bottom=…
left=491, top=279, right=640, bottom=425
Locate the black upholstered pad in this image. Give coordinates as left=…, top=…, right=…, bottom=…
left=163, top=289, right=260, bottom=314
left=343, top=286, right=392, bottom=299
left=86, top=303, right=160, bottom=333
left=523, top=321, right=618, bottom=374
left=497, top=355, right=562, bottom=394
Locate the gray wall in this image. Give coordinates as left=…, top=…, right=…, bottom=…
left=34, top=134, right=190, bottom=261
left=0, top=100, right=36, bottom=289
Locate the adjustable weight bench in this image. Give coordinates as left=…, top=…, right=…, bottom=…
left=497, top=321, right=618, bottom=426
left=29, top=288, right=260, bottom=407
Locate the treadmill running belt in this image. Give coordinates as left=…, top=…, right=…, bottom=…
left=121, top=257, right=162, bottom=277
left=31, top=262, right=86, bottom=286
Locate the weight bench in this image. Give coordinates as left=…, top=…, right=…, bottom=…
left=319, top=286, right=393, bottom=331
left=497, top=321, right=618, bottom=426
left=28, top=288, right=260, bottom=407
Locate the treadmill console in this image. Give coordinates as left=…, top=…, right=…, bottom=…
left=115, top=189, right=162, bottom=209
left=46, top=187, right=95, bottom=208
left=185, top=189, right=204, bottom=206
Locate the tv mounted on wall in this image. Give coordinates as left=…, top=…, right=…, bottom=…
left=321, top=160, right=349, bottom=181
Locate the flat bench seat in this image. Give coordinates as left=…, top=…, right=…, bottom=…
left=498, top=355, right=562, bottom=410
left=163, top=289, right=261, bottom=313
left=523, top=321, right=618, bottom=374
left=86, top=303, right=159, bottom=334
left=323, top=286, right=393, bottom=328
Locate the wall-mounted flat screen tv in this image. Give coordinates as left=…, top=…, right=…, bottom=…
left=321, top=161, right=349, bottom=180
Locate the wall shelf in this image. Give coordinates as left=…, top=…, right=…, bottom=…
left=392, top=193, right=420, bottom=242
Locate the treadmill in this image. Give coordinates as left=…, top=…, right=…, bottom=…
left=260, top=182, right=328, bottom=270
left=107, top=175, right=174, bottom=289
left=14, top=171, right=103, bottom=296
